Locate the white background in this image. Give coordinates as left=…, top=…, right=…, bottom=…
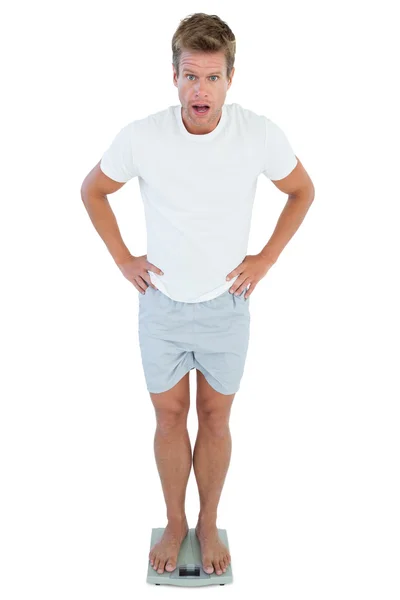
left=1, top=0, right=399, bottom=598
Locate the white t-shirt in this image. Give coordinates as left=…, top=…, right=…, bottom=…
left=100, top=103, right=298, bottom=303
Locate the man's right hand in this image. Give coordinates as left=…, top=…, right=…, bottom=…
left=116, top=254, right=164, bottom=294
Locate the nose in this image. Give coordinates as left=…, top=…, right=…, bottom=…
left=194, top=80, right=209, bottom=96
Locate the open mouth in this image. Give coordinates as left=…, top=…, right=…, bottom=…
left=192, top=105, right=210, bottom=115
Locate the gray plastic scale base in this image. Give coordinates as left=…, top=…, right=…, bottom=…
left=146, top=527, right=233, bottom=587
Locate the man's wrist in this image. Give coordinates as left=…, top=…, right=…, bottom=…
left=259, top=246, right=278, bottom=267
left=114, top=250, right=134, bottom=266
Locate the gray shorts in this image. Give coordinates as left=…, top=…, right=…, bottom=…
left=138, top=286, right=251, bottom=395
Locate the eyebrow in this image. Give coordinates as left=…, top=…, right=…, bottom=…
left=182, top=70, right=222, bottom=76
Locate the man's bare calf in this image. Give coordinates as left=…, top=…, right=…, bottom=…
left=148, top=369, right=234, bottom=576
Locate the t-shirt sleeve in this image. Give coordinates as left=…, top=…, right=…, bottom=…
left=100, top=122, right=139, bottom=183
left=261, top=117, right=298, bottom=180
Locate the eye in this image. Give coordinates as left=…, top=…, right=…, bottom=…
left=185, top=75, right=219, bottom=81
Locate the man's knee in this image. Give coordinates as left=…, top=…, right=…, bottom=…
left=150, top=372, right=190, bottom=427
left=196, top=371, right=235, bottom=432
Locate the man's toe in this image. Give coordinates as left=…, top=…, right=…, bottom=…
left=157, top=559, right=165, bottom=573
left=165, top=560, right=176, bottom=572
left=203, top=561, right=214, bottom=574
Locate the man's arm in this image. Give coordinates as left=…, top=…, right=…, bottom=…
left=80, top=161, right=133, bottom=265
left=260, top=156, right=315, bottom=264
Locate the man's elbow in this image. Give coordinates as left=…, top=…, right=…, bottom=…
left=290, top=183, right=315, bottom=203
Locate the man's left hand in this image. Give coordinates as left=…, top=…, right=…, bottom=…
left=226, top=253, right=275, bottom=298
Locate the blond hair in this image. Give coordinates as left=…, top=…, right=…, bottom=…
left=172, top=13, right=236, bottom=80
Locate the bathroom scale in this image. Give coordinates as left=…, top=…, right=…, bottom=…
left=146, top=527, right=233, bottom=587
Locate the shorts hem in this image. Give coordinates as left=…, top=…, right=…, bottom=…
left=195, top=364, right=240, bottom=396
left=146, top=367, right=192, bottom=394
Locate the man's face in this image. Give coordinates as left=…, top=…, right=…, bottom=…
left=172, top=49, right=234, bottom=134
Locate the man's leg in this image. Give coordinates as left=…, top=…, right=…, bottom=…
left=193, top=369, right=235, bottom=575
left=148, top=371, right=192, bottom=574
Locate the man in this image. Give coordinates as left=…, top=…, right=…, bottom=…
left=80, top=13, right=314, bottom=578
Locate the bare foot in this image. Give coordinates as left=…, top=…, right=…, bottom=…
left=195, top=519, right=231, bottom=575
left=149, top=517, right=189, bottom=573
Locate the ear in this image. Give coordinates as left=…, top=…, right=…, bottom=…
left=172, top=64, right=178, bottom=87
left=227, top=67, right=235, bottom=88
